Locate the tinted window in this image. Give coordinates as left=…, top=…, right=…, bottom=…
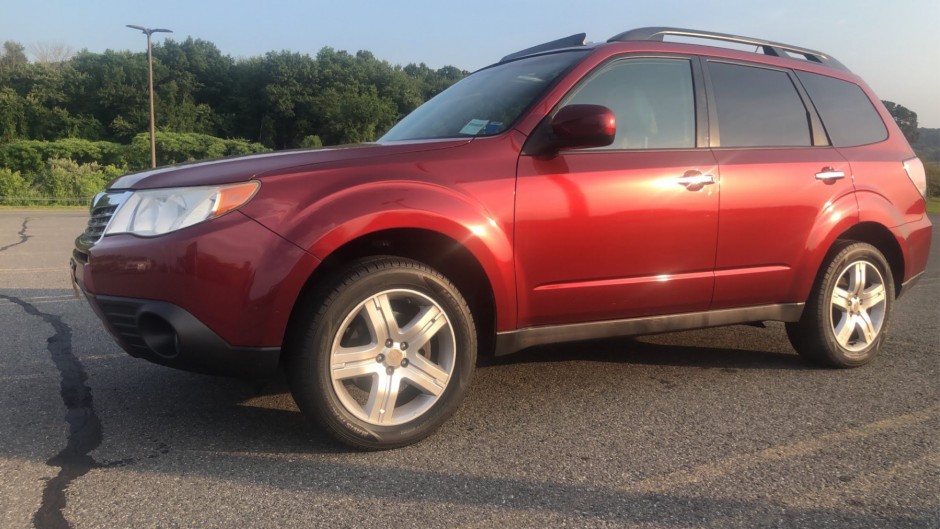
left=564, top=58, right=695, bottom=149
left=709, top=62, right=811, bottom=147
left=796, top=71, right=887, bottom=147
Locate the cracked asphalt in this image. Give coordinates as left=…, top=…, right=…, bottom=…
left=0, top=209, right=937, bottom=529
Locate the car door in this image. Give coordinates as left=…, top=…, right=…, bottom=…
left=515, top=56, right=720, bottom=327
left=704, top=60, right=856, bottom=309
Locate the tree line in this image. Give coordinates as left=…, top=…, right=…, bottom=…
left=0, top=38, right=465, bottom=149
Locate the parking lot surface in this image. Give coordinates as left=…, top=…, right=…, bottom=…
left=1, top=209, right=937, bottom=528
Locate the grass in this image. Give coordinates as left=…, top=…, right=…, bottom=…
left=928, top=196, right=940, bottom=215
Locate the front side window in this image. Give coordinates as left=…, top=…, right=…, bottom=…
left=380, top=51, right=587, bottom=141
left=563, top=58, right=696, bottom=149
left=709, top=62, right=811, bottom=148
left=795, top=71, right=887, bottom=147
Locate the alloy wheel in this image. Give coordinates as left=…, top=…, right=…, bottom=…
left=329, top=289, right=456, bottom=426
left=829, top=260, right=887, bottom=355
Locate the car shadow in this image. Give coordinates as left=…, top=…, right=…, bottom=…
left=86, top=328, right=808, bottom=465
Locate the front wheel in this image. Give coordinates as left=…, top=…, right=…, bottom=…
left=786, top=242, right=895, bottom=368
left=288, top=257, right=476, bottom=450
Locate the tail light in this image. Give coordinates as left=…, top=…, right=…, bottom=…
left=902, top=157, right=927, bottom=198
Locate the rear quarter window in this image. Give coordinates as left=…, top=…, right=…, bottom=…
left=795, top=71, right=888, bottom=147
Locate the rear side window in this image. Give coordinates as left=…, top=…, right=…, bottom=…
left=708, top=62, right=811, bottom=148
left=795, top=71, right=887, bottom=147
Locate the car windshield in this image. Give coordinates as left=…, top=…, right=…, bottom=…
left=380, top=51, right=588, bottom=141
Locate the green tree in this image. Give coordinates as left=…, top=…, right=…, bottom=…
left=151, top=38, right=235, bottom=135
left=66, top=49, right=150, bottom=141
left=252, top=50, right=321, bottom=148
left=882, top=101, right=919, bottom=144
left=0, top=87, right=28, bottom=141
left=0, top=41, right=28, bottom=69
left=315, top=86, right=398, bottom=144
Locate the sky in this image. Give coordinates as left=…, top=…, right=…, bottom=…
left=2, top=0, right=939, bottom=128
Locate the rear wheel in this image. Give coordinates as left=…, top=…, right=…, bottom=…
left=288, top=257, right=476, bottom=450
left=786, top=242, right=894, bottom=368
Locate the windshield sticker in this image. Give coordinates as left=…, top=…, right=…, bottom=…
left=484, top=122, right=503, bottom=135
left=459, top=119, right=489, bottom=135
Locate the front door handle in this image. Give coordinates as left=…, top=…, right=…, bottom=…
left=676, top=171, right=715, bottom=190
left=815, top=168, right=845, bottom=181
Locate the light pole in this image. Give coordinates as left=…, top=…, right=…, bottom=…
left=127, top=25, right=172, bottom=168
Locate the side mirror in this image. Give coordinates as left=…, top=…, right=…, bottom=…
left=550, top=104, right=616, bottom=151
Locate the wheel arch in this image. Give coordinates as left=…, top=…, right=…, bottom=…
left=835, top=222, right=905, bottom=297
left=790, top=201, right=906, bottom=304
left=286, top=227, right=502, bottom=358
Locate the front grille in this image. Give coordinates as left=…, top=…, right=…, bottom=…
left=81, top=204, right=117, bottom=243
left=78, top=191, right=131, bottom=248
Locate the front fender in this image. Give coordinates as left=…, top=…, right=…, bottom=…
left=244, top=180, right=517, bottom=331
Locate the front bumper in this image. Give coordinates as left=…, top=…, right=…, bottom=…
left=76, top=288, right=280, bottom=378
left=71, top=210, right=320, bottom=378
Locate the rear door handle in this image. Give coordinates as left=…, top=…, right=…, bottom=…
left=675, top=172, right=715, bottom=188
left=815, top=168, right=845, bottom=181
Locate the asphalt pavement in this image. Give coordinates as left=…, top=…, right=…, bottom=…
left=0, top=209, right=937, bottom=529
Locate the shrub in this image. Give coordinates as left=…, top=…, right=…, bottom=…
left=0, top=167, right=40, bottom=204
left=0, top=141, right=45, bottom=174
left=0, top=134, right=268, bottom=205
left=0, top=133, right=268, bottom=175
left=127, top=132, right=269, bottom=167
left=300, top=135, right=323, bottom=148
left=32, top=158, right=121, bottom=199
left=0, top=138, right=127, bottom=174
left=0, top=158, right=122, bottom=205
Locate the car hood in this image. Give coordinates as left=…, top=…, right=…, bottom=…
left=108, top=139, right=471, bottom=190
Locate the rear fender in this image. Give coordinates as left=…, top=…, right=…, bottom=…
left=856, top=190, right=930, bottom=283
left=789, top=193, right=860, bottom=301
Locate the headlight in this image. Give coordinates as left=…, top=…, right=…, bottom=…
left=105, top=181, right=260, bottom=237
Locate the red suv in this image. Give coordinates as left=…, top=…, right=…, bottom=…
left=73, top=28, right=932, bottom=449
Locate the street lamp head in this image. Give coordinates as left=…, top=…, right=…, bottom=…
left=126, top=25, right=173, bottom=35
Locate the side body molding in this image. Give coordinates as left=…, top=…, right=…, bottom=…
left=496, top=303, right=805, bottom=356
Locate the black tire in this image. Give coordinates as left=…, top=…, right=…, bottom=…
left=287, top=257, right=476, bottom=450
left=786, top=241, right=895, bottom=368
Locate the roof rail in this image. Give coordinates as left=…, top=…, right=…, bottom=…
left=500, top=33, right=587, bottom=63
left=608, top=27, right=847, bottom=71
